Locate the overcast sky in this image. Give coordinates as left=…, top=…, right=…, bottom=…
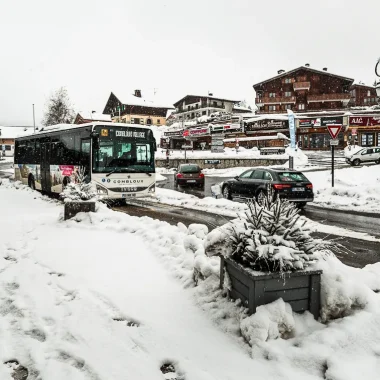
left=1, top=0, right=379, bottom=126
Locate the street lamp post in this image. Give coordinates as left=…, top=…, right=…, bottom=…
left=375, top=58, right=380, bottom=98
left=32, top=104, right=36, bottom=133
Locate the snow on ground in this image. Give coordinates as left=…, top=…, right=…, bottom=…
left=306, top=166, right=380, bottom=213
left=1, top=181, right=380, bottom=379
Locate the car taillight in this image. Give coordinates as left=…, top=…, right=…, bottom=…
left=199, top=173, right=204, bottom=178
left=176, top=173, right=183, bottom=178
left=306, top=184, right=313, bottom=189
left=273, top=184, right=291, bottom=190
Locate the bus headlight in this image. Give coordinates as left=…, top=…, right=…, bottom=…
left=96, top=185, right=108, bottom=195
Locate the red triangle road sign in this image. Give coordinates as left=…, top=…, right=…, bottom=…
left=327, top=124, right=342, bottom=139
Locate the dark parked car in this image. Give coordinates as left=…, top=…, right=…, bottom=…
left=175, top=164, right=205, bottom=187
left=221, top=167, right=314, bottom=208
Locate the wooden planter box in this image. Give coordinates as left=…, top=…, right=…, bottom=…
left=64, top=201, right=96, bottom=220
left=220, top=257, right=322, bottom=320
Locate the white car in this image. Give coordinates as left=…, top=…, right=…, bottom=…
left=346, top=147, right=380, bottom=166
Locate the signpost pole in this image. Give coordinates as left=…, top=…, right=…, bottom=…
left=327, top=124, right=342, bottom=188
left=331, top=145, right=334, bottom=188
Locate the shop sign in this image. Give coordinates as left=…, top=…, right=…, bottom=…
left=188, top=127, right=209, bottom=136
left=351, top=129, right=357, bottom=136
left=223, top=124, right=241, bottom=132
left=245, top=119, right=288, bottom=133
left=164, top=130, right=184, bottom=137
left=298, top=118, right=321, bottom=127
left=210, top=140, right=224, bottom=146
left=205, top=159, right=221, bottom=164
left=321, top=116, right=343, bottom=126
left=349, top=116, right=380, bottom=126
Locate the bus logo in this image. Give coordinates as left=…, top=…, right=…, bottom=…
left=101, top=129, right=108, bottom=137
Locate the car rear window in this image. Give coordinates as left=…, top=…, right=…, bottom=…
left=277, top=172, right=309, bottom=182
left=181, top=165, right=200, bottom=173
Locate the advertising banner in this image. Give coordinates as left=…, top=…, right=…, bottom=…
left=245, top=119, right=288, bottom=133
left=287, top=110, right=296, bottom=149
left=298, top=118, right=321, bottom=127
left=321, top=116, right=343, bottom=126
left=349, top=116, right=380, bottom=126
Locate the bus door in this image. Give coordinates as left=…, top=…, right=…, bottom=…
left=80, top=138, right=91, bottom=176
left=40, top=139, right=51, bottom=192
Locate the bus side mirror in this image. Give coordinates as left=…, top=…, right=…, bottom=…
left=93, top=136, right=100, bottom=150
left=153, top=141, right=157, bottom=151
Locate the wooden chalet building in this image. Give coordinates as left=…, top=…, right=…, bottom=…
left=349, top=83, right=378, bottom=107
left=73, top=112, right=111, bottom=124
left=103, top=90, right=173, bottom=127
left=253, top=64, right=353, bottom=114
left=173, top=95, right=240, bottom=121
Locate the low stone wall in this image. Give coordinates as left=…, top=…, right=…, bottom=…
left=156, top=158, right=288, bottom=169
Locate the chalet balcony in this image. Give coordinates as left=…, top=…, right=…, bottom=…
left=307, top=93, right=351, bottom=105
left=293, top=81, right=311, bottom=91
left=255, top=96, right=296, bottom=105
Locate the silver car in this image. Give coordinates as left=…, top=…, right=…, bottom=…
left=346, top=147, right=380, bottom=166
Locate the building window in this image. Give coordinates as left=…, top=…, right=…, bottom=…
left=298, top=103, right=305, bottom=110
left=361, top=133, right=374, bottom=146
left=269, top=105, right=277, bottom=111
left=269, top=92, right=276, bottom=98
left=157, top=119, right=160, bottom=124
left=284, top=78, right=292, bottom=84
left=367, top=90, right=371, bottom=97
left=284, top=91, right=292, bottom=97
left=146, top=118, right=152, bottom=125
left=285, top=104, right=292, bottom=110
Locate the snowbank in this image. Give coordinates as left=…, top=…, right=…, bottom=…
left=307, top=166, right=380, bottom=213
left=2, top=180, right=380, bottom=380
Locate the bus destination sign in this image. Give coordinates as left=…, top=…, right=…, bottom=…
left=115, top=130, right=146, bottom=138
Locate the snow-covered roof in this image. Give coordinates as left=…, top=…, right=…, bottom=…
left=233, top=105, right=251, bottom=112
left=224, top=133, right=290, bottom=142
left=245, top=115, right=289, bottom=123
left=113, top=92, right=174, bottom=109
left=77, top=112, right=111, bottom=122
left=253, top=65, right=354, bottom=88
left=173, top=94, right=240, bottom=107
left=0, top=126, right=35, bottom=139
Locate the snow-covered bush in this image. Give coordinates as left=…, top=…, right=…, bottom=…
left=205, top=196, right=331, bottom=273
left=61, top=167, right=97, bottom=202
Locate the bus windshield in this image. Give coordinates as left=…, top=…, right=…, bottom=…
left=92, top=127, right=155, bottom=174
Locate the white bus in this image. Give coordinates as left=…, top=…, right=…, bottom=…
left=14, top=122, right=156, bottom=199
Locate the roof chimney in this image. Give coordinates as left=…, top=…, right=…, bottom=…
left=278, top=69, right=285, bottom=75
left=305, top=63, right=310, bottom=67
left=134, top=89, right=142, bottom=98
left=323, top=67, right=328, bottom=71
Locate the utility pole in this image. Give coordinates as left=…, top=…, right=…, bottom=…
left=32, top=104, right=36, bottom=133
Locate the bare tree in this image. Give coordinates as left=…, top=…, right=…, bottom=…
left=42, top=87, right=75, bottom=126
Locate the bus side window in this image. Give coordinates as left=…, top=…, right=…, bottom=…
left=61, top=134, right=75, bottom=165
left=35, top=140, right=41, bottom=162
left=80, top=139, right=91, bottom=172
left=26, top=140, right=35, bottom=163
left=50, top=138, right=60, bottom=165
